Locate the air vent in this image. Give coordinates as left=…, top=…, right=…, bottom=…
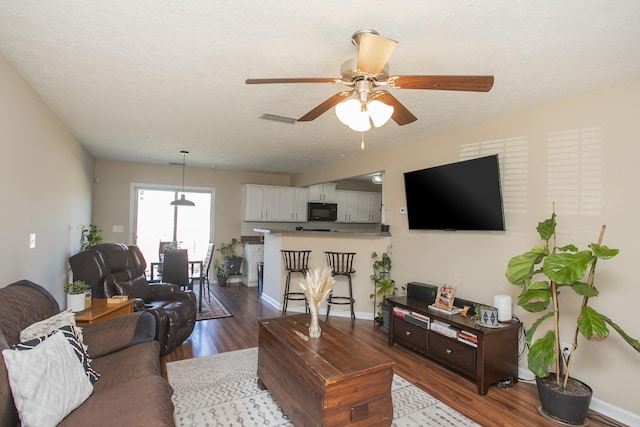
left=260, top=113, right=297, bottom=124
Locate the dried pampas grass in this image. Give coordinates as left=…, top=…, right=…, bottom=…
left=298, top=266, right=335, bottom=306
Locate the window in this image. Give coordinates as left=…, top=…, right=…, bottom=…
left=133, top=187, right=213, bottom=267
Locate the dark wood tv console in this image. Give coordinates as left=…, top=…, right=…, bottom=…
left=387, top=296, right=520, bottom=395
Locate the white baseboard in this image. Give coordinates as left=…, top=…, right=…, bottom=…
left=590, top=397, right=640, bottom=426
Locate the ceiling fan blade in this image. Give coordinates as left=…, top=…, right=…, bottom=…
left=297, top=91, right=353, bottom=122
left=390, top=75, right=494, bottom=92
left=371, top=91, right=417, bottom=126
left=357, top=33, right=398, bottom=75
left=245, top=78, right=337, bottom=84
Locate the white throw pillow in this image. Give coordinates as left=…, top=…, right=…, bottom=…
left=20, top=309, right=80, bottom=341
left=2, top=331, right=93, bottom=427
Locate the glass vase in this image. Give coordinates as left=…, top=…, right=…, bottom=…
left=308, top=303, right=321, bottom=338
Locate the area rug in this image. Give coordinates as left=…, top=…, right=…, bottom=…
left=166, top=347, right=480, bottom=426
left=195, top=290, right=232, bottom=321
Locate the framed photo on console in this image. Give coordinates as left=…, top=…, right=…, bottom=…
left=434, top=284, right=457, bottom=311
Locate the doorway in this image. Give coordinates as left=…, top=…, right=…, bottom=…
left=133, top=187, right=213, bottom=268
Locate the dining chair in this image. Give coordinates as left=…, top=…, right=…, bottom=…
left=162, top=249, right=192, bottom=291
left=191, top=243, right=214, bottom=303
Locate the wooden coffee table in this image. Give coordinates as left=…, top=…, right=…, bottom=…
left=258, top=314, right=395, bottom=427
left=75, top=298, right=135, bottom=326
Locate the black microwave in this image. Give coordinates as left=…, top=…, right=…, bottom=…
left=308, top=202, right=338, bottom=222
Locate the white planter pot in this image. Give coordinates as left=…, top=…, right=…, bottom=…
left=66, top=293, right=86, bottom=313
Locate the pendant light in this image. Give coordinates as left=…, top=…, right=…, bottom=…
left=170, top=150, right=195, bottom=207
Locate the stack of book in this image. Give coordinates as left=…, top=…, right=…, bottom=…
left=392, top=307, right=430, bottom=329
left=405, top=311, right=430, bottom=329
left=392, top=307, right=410, bottom=319
left=430, top=320, right=459, bottom=339
left=458, top=330, right=478, bottom=347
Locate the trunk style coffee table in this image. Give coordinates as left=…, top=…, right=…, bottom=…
left=258, top=314, right=395, bottom=427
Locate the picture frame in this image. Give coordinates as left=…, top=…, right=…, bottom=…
left=434, top=284, right=457, bottom=311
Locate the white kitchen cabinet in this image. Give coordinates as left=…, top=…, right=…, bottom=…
left=336, top=190, right=382, bottom=223
left=241, top=243, right=264, bottom=286
left=368, top=192, right=382, bottom=223
left=244, top=185, right=308, bottom=222
left=243, top=185, right=281, bottom=221
left=308, top=183, right=337, bottom=203
left=280, top=187, right=308, bottom=222
left=336, top=191, right=357, bottom=222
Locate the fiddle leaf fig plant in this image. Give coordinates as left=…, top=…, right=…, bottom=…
left=506, top=212, right=640, bottom=388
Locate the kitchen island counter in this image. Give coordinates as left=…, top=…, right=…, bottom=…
left=255, top=229, right=391, bottom=320
left=254, top=228, right=390, bottom=237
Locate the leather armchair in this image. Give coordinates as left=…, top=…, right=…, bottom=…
left=69, top=243, right=196, bottom=356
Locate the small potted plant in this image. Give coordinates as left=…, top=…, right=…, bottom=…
left=218, top=238, right=243, bottom=276
left=79, top=224, right=104, bottom=250
left=214, top=258, right=228, bottom=286
left=370, top=245, right=392, bottom=282
left=505, top=211, right=640, bottom=425
left=370, top=277, right=400, bottom=332
left=64, top=280, right=91, bottom=313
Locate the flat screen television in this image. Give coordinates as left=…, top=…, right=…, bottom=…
left=403, top=155, right=505, bottom=231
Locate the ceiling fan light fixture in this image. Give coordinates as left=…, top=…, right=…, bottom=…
left=336, top=98, right=392, bottom=131
left=372, top=173, right=384, bottom=184
left=335, top=99, right=361, bottom=126
left=368, top=100, right=394, bottom=127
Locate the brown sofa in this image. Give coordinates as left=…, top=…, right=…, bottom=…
left=0, top=280, right=175, bottom=426
left=68, top=243, right=197, bottom=355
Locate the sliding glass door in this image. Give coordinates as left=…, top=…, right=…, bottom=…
left=133, top=187, right=213, bottom=267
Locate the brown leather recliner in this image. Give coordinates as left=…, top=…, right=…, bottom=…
left=69, top=243, right=196, bottom=356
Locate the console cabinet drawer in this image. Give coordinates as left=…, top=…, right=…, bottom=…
left=392, top=318, right=428, bottom=353
left=428, top=332, right=476, bottom=377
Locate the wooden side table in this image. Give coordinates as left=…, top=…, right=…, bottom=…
left=75, top=298, right=135, bottom=326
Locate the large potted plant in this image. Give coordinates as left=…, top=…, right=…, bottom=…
left=506, top=212, right=640, bottom=425
left=218, top=238, right=243, bottom=276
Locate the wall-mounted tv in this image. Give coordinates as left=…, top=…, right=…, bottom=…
left=403, top=155, right=505, bottom=231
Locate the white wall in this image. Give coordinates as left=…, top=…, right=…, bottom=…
left=0, top=53, right=94, bottom=304
left=294, top=78, right=640, bottom=417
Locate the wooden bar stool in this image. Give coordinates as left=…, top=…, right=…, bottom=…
left=280, top=250, right=311, bottom=315
left=324, top=251, right=356, bottom=327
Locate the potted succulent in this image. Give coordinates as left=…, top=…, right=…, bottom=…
left=505, top=212, right=640, bottom=425
left=214, top=258, right=228, bottom=286
left=64, top=280, right=91, bottom=313
left=217, top=238, right=243, bottom=276
left=79, top=224, right=104, bottom=250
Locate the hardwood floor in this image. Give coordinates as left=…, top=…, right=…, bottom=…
left=161, top=283, right=624, bottom=427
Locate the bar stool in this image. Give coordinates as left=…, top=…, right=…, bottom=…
left=280, top=250, right=311, bottom=315
left=324, top=251, right=356, bottom=327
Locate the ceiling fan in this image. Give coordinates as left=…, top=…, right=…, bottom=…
left=246, top=29, right=494, bottom=131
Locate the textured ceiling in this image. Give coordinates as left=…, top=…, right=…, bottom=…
left=1, top=1, right=640, bottom=173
